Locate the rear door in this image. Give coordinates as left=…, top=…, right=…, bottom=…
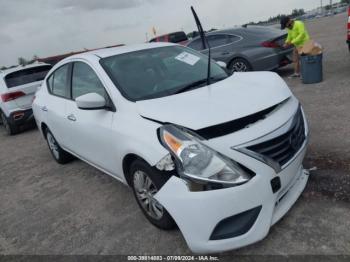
left=45, top=63, right=71, bottom=147
left=4, top=65, right=52, bottom=110
left=206, top=34, right=242, bottom=62
left=187, top=34, right=242, bottom=63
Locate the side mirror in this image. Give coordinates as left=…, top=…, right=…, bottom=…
left=76, top=93, right=106, bottom=110
left=216, top=61, right=227, bottom=69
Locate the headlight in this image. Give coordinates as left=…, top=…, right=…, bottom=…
left=159, top=125, right=251, bottom=185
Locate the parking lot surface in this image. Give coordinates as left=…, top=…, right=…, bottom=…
left=0, top=13, right=349, bottom=255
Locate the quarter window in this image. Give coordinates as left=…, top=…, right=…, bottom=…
left=207, top=35, right=229, bottom=48
left=47, top=64, right=70, bottom=98
left=227, top=34, right=241, bottom=43
left=71, top=62, right=107, bottom=100
left=47, top=74, right=54, bottom=93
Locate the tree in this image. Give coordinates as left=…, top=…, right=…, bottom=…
left=292, top=9, right=305, bottom=17
left=18, top=57, right=28, bottom=66
left=341, top=0, right=349, bottom=4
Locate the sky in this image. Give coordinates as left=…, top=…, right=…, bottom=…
left=0, top=0, right=331, bottom=67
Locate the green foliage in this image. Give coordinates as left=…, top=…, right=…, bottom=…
left=18, top=57, right=28, bottom=66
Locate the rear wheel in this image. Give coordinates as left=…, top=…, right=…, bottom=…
left=130, top=159, right=176, bottom=230
left=46, top=129, right=74, bottom=164
left=228, top=58, right=252, bottom=72
left=0, top=112, right=19, bottom=135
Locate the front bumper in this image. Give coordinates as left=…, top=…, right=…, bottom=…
left=155, top=141, right=308, bottom=254
left=8, top=108, right=34, bottom=127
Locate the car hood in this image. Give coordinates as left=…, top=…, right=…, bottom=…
left=136, top=72, right=292, bottom=130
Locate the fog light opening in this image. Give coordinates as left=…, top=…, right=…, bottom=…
left=13, top=112, right=25, bottom=121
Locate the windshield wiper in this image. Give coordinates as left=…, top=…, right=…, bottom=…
left=174, top=79, right=208, bottom=94
left=174, top=76, right=227, bottom=95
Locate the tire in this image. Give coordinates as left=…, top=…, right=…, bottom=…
left=130, top=159, right=176, bottom=230
left=45, top=129, right=74, bottom=164
left=228, top=58, right=252, bottom=73
left=0, top=112, right=19, bottom=135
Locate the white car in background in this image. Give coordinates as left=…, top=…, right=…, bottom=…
left=0, top=63, right=52, bottom=135
left=33, top=43, right=309, bottom=254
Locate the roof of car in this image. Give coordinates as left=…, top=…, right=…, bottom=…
left=187, top=26, right=283, bottom=44
left=70, top=42, right=176, bottom=60
left=0, top=62, right=51, bottom=76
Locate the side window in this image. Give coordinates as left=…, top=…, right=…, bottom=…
left=207, top=35, right=229, bottom=48
left=47, top=64, right=70, bottom=98
left=227, top=35, right=241, bottom=43
left=187, top=39, right=206, bottom=51
left=47, top=74, right=54, bottom=93
left=71, top=62, right=107, bottom=100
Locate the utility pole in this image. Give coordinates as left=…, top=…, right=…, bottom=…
left=320, top=0, right=323, bottom=14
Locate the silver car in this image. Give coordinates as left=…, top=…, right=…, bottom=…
left=186, top=26, right=293, bottom=73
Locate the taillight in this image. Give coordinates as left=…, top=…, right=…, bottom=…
left=348, top=7, right=350, bottom=39
left=1, top=91, right=26, bottom=102
left=261, top=41, right=280, bottom=48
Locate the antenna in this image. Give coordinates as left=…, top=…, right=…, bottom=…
left=191, top=6, right=211, bottom=86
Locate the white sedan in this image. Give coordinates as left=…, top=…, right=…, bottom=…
left=33, top=43, right=309, bottom=254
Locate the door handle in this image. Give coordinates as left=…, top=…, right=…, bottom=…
left=67, top=114, right=76, bottom=122
left=41, top=106, right=48, bottom=112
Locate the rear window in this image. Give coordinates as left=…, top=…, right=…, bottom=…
left=169, top=32, right=188, bottom=43
left=4, top=65, right=52, bottom=88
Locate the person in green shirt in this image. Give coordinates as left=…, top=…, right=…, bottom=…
left=281, top=16, right=310, bottom=78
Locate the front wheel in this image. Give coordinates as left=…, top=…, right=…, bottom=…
left=228, top=58, right=252, bottom=73
left=130, top=159, right=176, bottom=230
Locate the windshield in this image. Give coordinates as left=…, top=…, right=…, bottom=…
left=5, top=65, right=52, bottom=88
left=100, top=46, right=228, bottom=101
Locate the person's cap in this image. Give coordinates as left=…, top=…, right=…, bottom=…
left=280, top=16, right=290, bottom=30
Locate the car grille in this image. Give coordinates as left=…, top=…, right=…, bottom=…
left=247, top=107, right=306, bottom=166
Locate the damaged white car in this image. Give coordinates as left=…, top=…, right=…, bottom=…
left=33, top=43, right=309, bottom=254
